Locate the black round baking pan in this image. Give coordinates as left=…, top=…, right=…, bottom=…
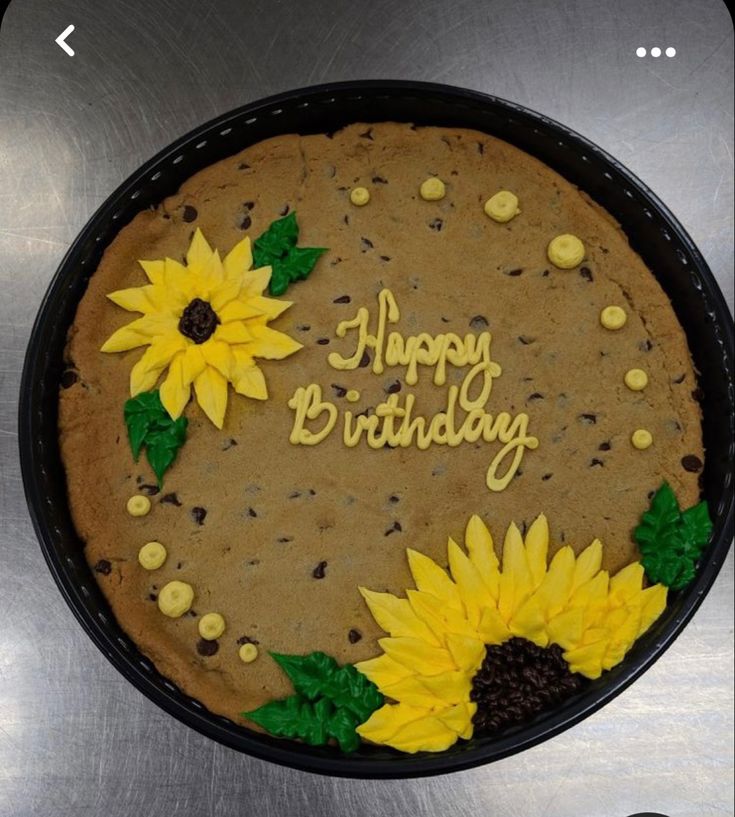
left=19, top=80, right=734, bottom=778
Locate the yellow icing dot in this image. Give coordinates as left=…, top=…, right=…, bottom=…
left=239, top=643, right=259, bottom=663
left=624, top=369, right=648, bottom=391
left=547, top=234, right=585, bottom=269
left=600, top=305, right=628, bottom=330
left=346, top=389, right=361, bottom=403
left=198, top=612, right=226, bottom=640
left=126, top=494, right=151, bottom=517
left=138, top=541, right=167, bottom=570
left=350, top=187, right=370, bottom=206
left=484, top=191, right=520, bottom=223
left=631, top=429, right=653, bottom=450
left=419, top=177, right=446, bottom=201
left=157, top=581, right=194, bottom=618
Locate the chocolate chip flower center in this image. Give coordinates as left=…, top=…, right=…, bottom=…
left=470, top=637, right=584, bottom=734
left=178, top=298, right=219, bottom=344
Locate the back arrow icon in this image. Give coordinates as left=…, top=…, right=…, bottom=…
left=55, top=25, right=75, bottom=57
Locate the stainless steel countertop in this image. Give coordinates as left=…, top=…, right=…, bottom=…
left=0, top=1, right=732, bottom=815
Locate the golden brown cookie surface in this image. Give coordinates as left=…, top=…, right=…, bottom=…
left=59, top=123, right=703, bottom=722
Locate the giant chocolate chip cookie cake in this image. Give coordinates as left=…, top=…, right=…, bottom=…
left=58, top=123, right=712, bottom=754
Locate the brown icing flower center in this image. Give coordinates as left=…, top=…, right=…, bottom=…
left=178, top=298, right=219, bottom=344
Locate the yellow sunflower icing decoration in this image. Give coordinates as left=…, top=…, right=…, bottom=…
left=355, top=514, right=667, bottom=753
left=101, top=229, right=301, bottom=428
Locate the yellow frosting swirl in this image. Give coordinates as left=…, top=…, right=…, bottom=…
left=547, top=234, right=585, bottom=269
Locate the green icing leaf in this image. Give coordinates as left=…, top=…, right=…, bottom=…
left=271, top=651, right=383, bottom=723
left=634, top=482, right=713, bottom=591
left=123, top=390, right=188, bottom=487
left=242, top=651, right=383, bottom=753
left=252, top=212, right=326, bottom=296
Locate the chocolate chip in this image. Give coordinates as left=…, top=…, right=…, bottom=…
left=590, top=458, right=604, bottom=467
left=429, top=218, right=443, bottom=231
left=359, top=128, right=374, bottom=140
left=160, top=492, right=182, bottom=506
left=541, top=473, right=553, bottom=481
left=579, top=413, right=597, bottom=425
left=361, top=237, right=374, bottom=251
left=148, top=593, right=157, bottom=602
left=333, top=294, right=351, bottom=304
left=279, top=204, right=290, bottom=216
left=598, top=441, right=611, bottom=451
left=316, top=337, right=330, bottom=345
left=343, top=214, right=350, bottom=225
left=247, top=507, right=258, bottom=517
left=191, top=507, right=207, bottom=525
left=296, top=324, right=311, bottom=332
left=389, top=494, right=400, bottom=503
left=541, top=269, right=550, bottom=277
left=182, top=205, right=198, bottom=223
left=505, top=268, right=523, bottom=277
left=580, top=266, right=593, bottom=282
left=238, top=162, right=251, bottom=170
left=477, top=142, right=485, bottom=154
left=441, top=316, right=450, bottom=323
left=330, top=257, right=343, bottom=267
left=312, top=561, right=328, bottom=579
left=518, top=335, right=536, bottom=345
left=372, top=175, right=388, bottom=184
left=639, top=339, right=654, bottom=352
left=277, top=536, right=293, bottom=543
left=384, top=521, right=402, bottom=536
left=196, top=639, right=219, bottom=657
left=237, top=635, right=260, bottom=646
left=139, top=484, right=160, bottom=496
left=380, top=255, right=391, bottom=262
left=358, top=350, right=371, bottom=368
left=348, top=629, right=363, bottom=644
left=681, top=455, right=703, bottom=473
left=222, top=438, right=238, bottom=451
left=240, top=214, right=252, bottom=230
left=60, top=369, right=78, bottom=388
left=243, top=200, right=255, bottom=211
left=94, top=559, right=112, bottom=575
left=527, top=392, right=544, bottom=402
left=673, top=373, right=686, bottom=384
left=385, top=380, right=402, bottom=394
left=331, top=384, right=347, bottom=398
left=470, top=315, right=489, bottom=330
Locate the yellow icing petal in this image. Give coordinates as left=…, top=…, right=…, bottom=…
left=609, top=562, right=645, bottom=604
left=359, top=588, right=439, bottom=645
left=572, top=539, right=603, bottom=593
left=380, top=677, right=447, bottom=709
left=209, top=274, right=243, bottom=313
left=200, top=340, right=232, bottom=380
left=436, top=701, right=476, bottom=739
left=248, top=295, right=292, bottom=320
left=447, top=538, right=492, bottom=628
left=524, top=514, right=549, bottom=590
left=406, top=549, right=462, bottom=611
left=379, top=637, right=456, bottom=677
left=384, top=713, right=460, bottom=753
left=509, top=595, right=549, bottom=647
left=107, top=285, right=160, bottom=314
left=465, top=514, right=500, bottom=600
left=232, top=363, right=268, bottom=400
left=407, top=590, right=476, bottom=641
left=637, top=584, right=667, bottom=637
left=534, top=546, right=576, bottom=619
left=217, top=300, right=265, bottom=323
left=354, top=654, right=414, bottom=689
left=419, top=670, right=473, bottom=705
left=139, top=259, right=165, bottom=284
left=477, top=604, right=512, bottom=644
left=159, top=354, right=190, bottom=419
left=568, top=570, right=609, bottom=614
left=186, top=227, right=214, bottom=270
left=498, top=522, right=533, bottom=622
left=181, top=344, right=207, bottom=384
left=222, top=235, right=253, bottom=279
left=214, top=321, right=253, bottom=345
left=239, top=266, right=272, bottom=298
left=193, top=366, right=228, bottom=428
left=101, top=324, right=151, bottom=353
left=163, top=258, right=197, bottom=305
left=444, top=633, right=485, bottom=673
left=545, top=607, right=585, bottom=650
left=356, top=703, right=429, bottom=744
left=248, top=326, right=303, bottom=360
left=129, top=334, right=186, bottom=396
left=564, top=640, right=607, bottom=679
